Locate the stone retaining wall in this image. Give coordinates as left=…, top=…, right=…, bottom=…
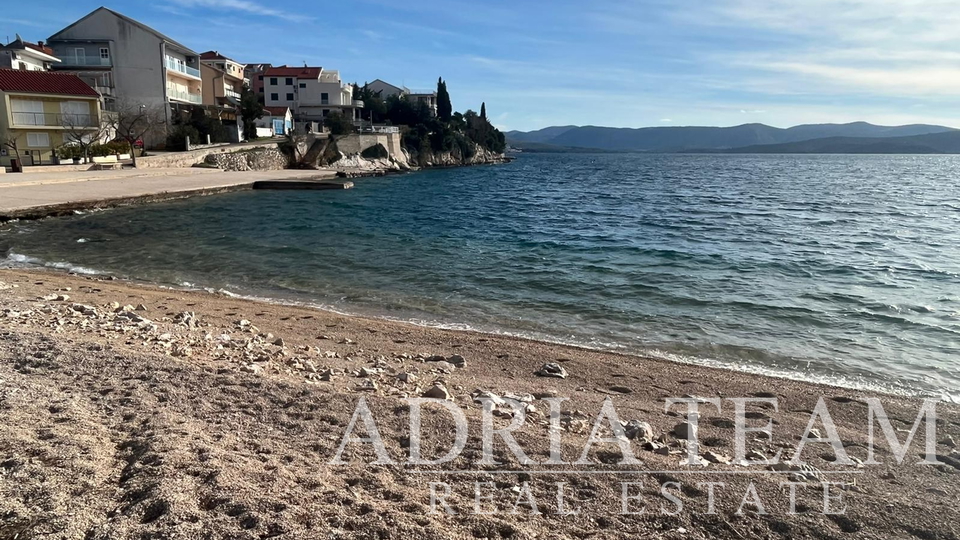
left=135, top=141, right=281, bottom=169
left=203, top=148, right=288, bottom=171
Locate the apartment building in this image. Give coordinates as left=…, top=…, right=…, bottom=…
left=0, top=35, right=60, bottom=71
left=263, top=66, right=362, bottom=124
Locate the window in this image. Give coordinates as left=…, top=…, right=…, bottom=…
left=286, top=93, right=294, bottom=101
left=321, top=92, right=329, bottom=104
left=322, top=109, right=329, bottom=117
left=299, top=83, right=306, bottom=88
left=99, top=47, right=109, bottom=59
left=258, top=75, right=263, bottom=81
left=285, top=77, right=293, bottom=85
left=258, top=88, right=264, bottom=93
left=270, top=77, right=277, bottom=85
left=270, top=93, right=279, bottom=101
left=27, top=133, right=50, bottom=147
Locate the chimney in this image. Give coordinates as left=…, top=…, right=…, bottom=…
left=37, top=40, right=43, bottom=47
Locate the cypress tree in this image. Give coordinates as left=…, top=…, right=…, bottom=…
left=480, top=102, right=486, bottom=121
left=436, top=77, right=452, bottom=122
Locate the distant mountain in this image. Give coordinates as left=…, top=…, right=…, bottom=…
left=505, top=122, right=957, bottom=152
left=508, top=141, right=623, bottom=153
left=715, top=130, right=960, bottom=154
left=505, top=125, right=578, bottom=144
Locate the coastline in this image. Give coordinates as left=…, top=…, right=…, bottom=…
left=2, top=267, right=958, bottom=538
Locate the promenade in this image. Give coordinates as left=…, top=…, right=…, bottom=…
left=0, top=168, right=337, bottom=220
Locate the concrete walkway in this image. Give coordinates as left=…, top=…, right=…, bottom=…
left=0, top=168, right=337, bottom=220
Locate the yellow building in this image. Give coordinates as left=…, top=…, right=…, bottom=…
left=0, top=68, right=102, bottom=167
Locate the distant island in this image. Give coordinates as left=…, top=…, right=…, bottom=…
left=507, top=122, right=960, bottom=154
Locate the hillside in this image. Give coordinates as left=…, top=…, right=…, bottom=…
left=506, top=122, right=956, bottom=152
left=717, top=130, right=960, bottom=154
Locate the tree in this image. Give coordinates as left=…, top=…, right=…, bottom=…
left=480, top=102, right=486, bottom=121
left=1, top=131, right=21, bottom=167
left=239, top=83, right=264, bottom=140
left=436, top=77, right=452, bottom=122
left=61, top=109, right=111, bottom=161
left=107, top=100, right=167, bottom=168
left=355, top=83, right=387, bottom=124
left=323, top=111, right=355, bottom=136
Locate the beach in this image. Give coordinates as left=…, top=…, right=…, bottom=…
left=2, top=267, right=958, bottom=539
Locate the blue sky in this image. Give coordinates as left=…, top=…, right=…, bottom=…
left=4, top=0, right=959, bottom=132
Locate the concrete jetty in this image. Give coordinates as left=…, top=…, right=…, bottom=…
left=0, top=168, right=341, bottom=221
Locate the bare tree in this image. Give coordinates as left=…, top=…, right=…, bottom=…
left=107, top=100, right=168, bottom=168
left=61, top=111, right=111, bottom=162
left=1, top=130, right=21, bottom=168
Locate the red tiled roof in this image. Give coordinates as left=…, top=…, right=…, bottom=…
left=0, top=69, right=98, bottom=97
left=263, top=65, right=321, bottom=78
left=200, top=51, right=226, bottom=60
left=24, top=42, right=56, bottom=56
left=263, top=106, right=290, bottom=116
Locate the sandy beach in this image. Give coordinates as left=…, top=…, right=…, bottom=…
left=1, top=267, right=958, bottom=539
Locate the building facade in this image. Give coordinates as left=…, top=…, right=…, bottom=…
left=199, top=51, right=245, bottom=142
left=46, top=7, right=202, bottom=143
left=0, top=35, right=60, bottom=71
left=263, top=66, right=362, bottom=125
left=0, top=69, right=102, bottom=167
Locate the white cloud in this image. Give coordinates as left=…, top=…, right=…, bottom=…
left=169, top=0, right=310, bottom=21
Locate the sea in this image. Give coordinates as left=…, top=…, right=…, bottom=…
left=2, top=153, right=958, bottom=402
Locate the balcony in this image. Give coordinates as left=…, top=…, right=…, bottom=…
left=58, top=53, right=111, bottom=67
left=225, top=89, right=241, bottom=100
left=168, top=88, right=202, bottom=104
left=353, top=99, right=364, bottom=108
left=165, top=56, right=201, bottom=79
left=12, top=112, right=96, bottom=127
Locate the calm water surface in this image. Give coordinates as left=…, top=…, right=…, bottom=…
left=3, top=154, right=959, bottom=401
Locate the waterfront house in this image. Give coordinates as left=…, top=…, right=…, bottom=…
left=255, top=106, right=292, bottom=137
left=46, top=7, right=203, bottom=143
left=0, top=35, right=60, bottom=71
left=0, top=69, right=102, bottom=167
left=364, top=79, right=437, bottom=116
left=263, top=66, right=362, bottom=125
left=199, top=51, right=245, bottom=142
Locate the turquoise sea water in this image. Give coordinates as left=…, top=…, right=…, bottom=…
left=2, top=154, right=959, bottom=401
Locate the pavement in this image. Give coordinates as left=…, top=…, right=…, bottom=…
left=0, top=168, right=338, bottom=220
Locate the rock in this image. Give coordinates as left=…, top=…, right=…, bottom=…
left=673, top=421, right=696, bottom=440
left=609, top=386, right=633, bottom=394
left=623, top=420, right=654, bottom=441
left=174, top=311, right=197, bottom=327
left=429, top=361, right=455, bottom=372
left=71, top=303, right=97, bottom=316
left=358, top=367, right=379, bottom=377
left=135, top=304, right=147, bottom=311
left=396, top=372, right=418, bottom=384
left=702, top=451, right=732, bottom=464
left=535, top=363, right=568, bottom=379
left=447, top=354, right=466, bottom=368
left=940, top=435, right=957, bottom=448
left=273, top=337, right=285, bottom=347
left=746, top=450, right=767, bottom=461
left=425, top=355, right=447, bottom=363
left=423, top=384, right=452, bottom=400
left=357, top=379, right=379, bottom=392
left=116, top=304, right=135, bottom=313
left=236, top=319, right=251, bottom=329
left=240, top=363, right=263, bottom=375
left=533, top=389, right=559, bottom=399
left=472, top=389, right=505, bottom=407
left=319, top=369, right=335, bottom=382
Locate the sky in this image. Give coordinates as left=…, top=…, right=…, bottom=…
left=3, top=0, right=959, bottom=132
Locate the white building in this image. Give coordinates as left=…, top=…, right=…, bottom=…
left=0, top=35, right=60, bottom=71
left=262, top=66, right=362, bottom=124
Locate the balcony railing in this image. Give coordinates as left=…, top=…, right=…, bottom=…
left=12, top=112, right=96, bottom=127
left=165, top=56, right=201, bottom=78
left=353, top=99, right=364, bottom=108
left=225, top=89, right=241, bottom=100
left=168, top=88, right=202, bottom=104
left=57, top=53, right=111, bottom=67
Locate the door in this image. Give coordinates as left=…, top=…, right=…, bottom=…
left=273, top=118, right=284, bottom=135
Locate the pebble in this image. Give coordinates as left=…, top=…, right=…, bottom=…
left=273, top=337, right=285, bottom=347
left=396, top=372, right=418, bottom=384
left=535, top=363, right=568, bottom=379
left=447, top=354, right=466, bottom=368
